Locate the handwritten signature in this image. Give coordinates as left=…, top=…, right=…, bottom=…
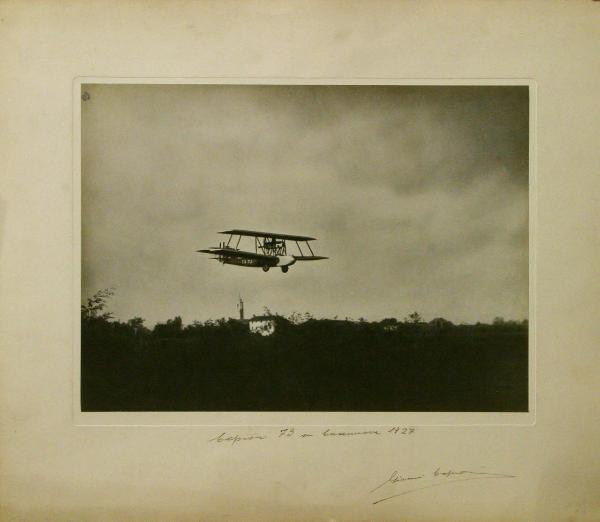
left=370, top=468, right=516, bottom=505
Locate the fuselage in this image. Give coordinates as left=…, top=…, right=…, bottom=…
left=220, top=254, right=296, bottom=268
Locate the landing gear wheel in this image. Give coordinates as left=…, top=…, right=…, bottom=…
left=262, top=265, right=270, bottom=272
left=281, top=266, right=289, bottom=273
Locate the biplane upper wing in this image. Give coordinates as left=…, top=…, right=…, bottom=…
left=220, top=229, right=316, bottom=241
left=196, top=248, right=275, bottom=262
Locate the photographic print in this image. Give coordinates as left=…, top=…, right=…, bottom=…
left=80, top=83, right=529, bottom=412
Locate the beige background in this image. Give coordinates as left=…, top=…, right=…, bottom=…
left=1, top=1, right=599, bottom=520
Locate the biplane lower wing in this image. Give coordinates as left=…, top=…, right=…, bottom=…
left=197, top=248, right=273, bottom=261
left=294, top=255, right=329, bottom=261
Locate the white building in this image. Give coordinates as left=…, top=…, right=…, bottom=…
left=248, top=315, right=277, bottom=336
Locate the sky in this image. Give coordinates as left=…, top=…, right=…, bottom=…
left=82, top=84, right=529, bottom=326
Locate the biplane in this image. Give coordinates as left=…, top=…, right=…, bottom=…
left=197, top=229, right=328, bottom=273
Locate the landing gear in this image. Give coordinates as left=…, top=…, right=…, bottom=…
left=262, top=265, right=270, bottom=272
left=281, top=266, right=289, bottom=273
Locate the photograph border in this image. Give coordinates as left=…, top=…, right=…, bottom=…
left=73, top=77, right=536, bottom=427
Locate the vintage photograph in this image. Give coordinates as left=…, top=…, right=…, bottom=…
left=81, top=83, right=529, bottom=412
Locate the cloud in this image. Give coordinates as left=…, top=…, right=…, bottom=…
left=82, top=84, right=528, bottom=325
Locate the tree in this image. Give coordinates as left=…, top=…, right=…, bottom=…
left=127, top=317, right=145, bottom=329
left=406, top=311, right=422, bottom=324
left=153, top=316, right=183, bottom=337
left=287, top=311, right=304, bottom=325
left=429, top=317, right=454, bottom=329
left=81, top=288, right=115, bottom=321
left=167, top=316, right=183, bottom=331
left=127, top=317, right=149, bottom=336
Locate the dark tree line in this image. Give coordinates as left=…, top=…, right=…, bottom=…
left=81, top=290, right=528, bottom=412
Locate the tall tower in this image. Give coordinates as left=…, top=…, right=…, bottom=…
left=237, top=296, right=244, bottom=320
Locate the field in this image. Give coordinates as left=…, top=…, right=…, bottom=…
left=81, top=317, right=528, bottom=412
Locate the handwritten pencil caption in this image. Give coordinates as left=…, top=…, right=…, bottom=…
left=208, top=426, right=415, bottom=445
